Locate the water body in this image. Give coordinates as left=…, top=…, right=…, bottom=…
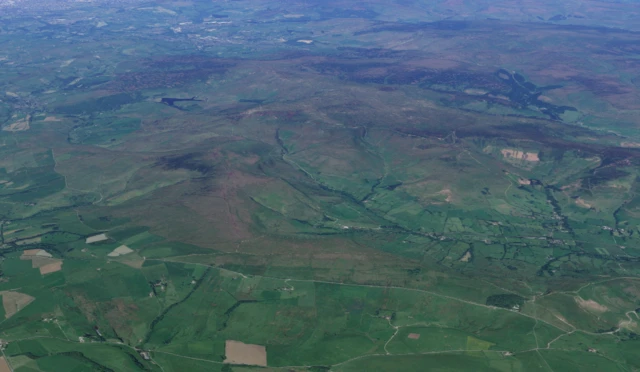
left=160, top=96, right=203, bottom=110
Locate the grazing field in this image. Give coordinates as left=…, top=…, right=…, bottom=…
left=224, top=340, right=267, bottom=367
left=38, top=261, right=63, bottom=275
left=0, top=358, right=10, bottom=372
left=86, top=234, right=109, bottom=244
left=0, top=0, right=638, bottom=371
left=1, top=291, right=35, bottom=319
left=107, top=245, right=134, bottom=257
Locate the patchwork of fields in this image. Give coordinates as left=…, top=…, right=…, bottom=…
left=0, top=0, right=639, bottom=371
